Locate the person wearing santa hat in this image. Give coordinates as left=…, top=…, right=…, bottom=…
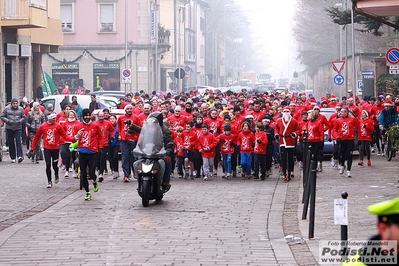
left=327, top=95, right=338, bottom=108
left=378, top=100, right=398, bottom=148
left=274, top=106, right=300, bottom=182
left=358, top=110, right=374, bottom=166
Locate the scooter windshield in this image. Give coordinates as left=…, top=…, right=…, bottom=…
left=133, top=117, right=166, bottom=158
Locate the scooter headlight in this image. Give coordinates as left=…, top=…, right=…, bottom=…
left=142, top=163, right=153, bottom=173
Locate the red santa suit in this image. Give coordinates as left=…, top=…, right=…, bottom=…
left=274, top=116, right=300, bottom=148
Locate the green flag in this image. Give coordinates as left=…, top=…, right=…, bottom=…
left=41, top=71, right=56, bottom=95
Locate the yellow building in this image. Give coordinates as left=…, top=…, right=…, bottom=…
left=0, top=0, right=63, bottom=103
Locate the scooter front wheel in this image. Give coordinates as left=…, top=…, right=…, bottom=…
left=142, top=180, right=150, bottom=207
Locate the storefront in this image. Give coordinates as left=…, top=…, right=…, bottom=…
left=93, top=63, right=120, bottom=91
left=52, top=63, right=80, bottom=94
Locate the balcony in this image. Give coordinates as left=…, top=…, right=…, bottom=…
left=1, top=0, right=48, bottom=28
left=158, top=26, right=171, bottom=51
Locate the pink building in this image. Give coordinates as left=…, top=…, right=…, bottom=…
left=43, top=0, right=170, bottom=94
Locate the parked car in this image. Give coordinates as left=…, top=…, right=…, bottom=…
left=91, top=90, right=126, bottom=98
left=96, top=95, right=119, bottom=109
left=41, top=95, right=112, bottom=114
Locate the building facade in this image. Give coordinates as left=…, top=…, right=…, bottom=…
left=0, top=0, right=63, bottom=103
left=43, top=0, right=172, bottom=95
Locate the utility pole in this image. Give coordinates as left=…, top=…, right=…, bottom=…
left=173, top=0, right=178, bottom=92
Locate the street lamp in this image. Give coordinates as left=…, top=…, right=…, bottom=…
left=125, top=0, right=128, bottom=94
left=334, top=3, right=343, bottom=60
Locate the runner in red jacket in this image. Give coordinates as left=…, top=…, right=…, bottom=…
left=74, top=108, right=102, bottom=200
left=306, top=110, right=325, bottom=171
left=237, top=121, right=255, bottom=179
left=93, top=111, right=115, bottom=181
left=358, top=110, right=374, bottom=166
left=217, top=124, right=236, bottom=178
left=253, top=122, right=268, bottom=180
left=197, top=123, right=217, bottom=180
left=31, top=113, right=74, bottom=188
left=335, top=107, right=360, bottom=178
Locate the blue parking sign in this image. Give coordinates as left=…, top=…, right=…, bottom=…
left=357, top=80, right=363, bottom=89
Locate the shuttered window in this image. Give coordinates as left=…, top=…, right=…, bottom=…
left=61, top=4, right=73, bottom=32
left=99, top=4, right=115, bottom=32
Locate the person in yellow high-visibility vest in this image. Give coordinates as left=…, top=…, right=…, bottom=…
left=342, top=198, right=399, bottom=265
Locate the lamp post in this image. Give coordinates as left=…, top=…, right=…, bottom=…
left=124, top=0, right=128, bottom=94
left=350, top=0, right=356, bottom=100
left=177, top=5, right=185, bottom=92
left=154, top=0, right=159, bottom=92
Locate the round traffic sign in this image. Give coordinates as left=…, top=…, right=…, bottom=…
left=334, top=74, right=344, bottom=86
left=174, top=68, right=185, bottom=79
left=122, top=69, right=131, bottom=78
left=386, top=47, right=399, bottom=65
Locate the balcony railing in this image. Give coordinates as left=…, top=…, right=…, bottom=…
left=3, top=0, right=47, bottom=20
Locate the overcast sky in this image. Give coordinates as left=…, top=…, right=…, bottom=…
left=235, top=0, right=299, bottom=80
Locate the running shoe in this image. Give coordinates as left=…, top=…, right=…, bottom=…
left=113, top=172, right=119, bottom=179
left=55, top=176, right=59, bottom=184
left=93, top=179, right=99, bottom=192
left=346, top=171, right=351, bottom=178
left=47, top=182, right=52, bottom=188
left=18, top=157, right=23, bottom=163
left=84, top=193, right=92, bottom=201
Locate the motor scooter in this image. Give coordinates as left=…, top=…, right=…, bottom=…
left=133, top=117, right=167, bottom=207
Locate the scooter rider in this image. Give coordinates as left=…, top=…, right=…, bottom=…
left=130, top=112, right=174, bottom=191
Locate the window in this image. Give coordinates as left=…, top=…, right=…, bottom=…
left=200, top=17, right=205, bottom=32
left=61, top=4, right=73, bottom=32
left=99, top=4, right=115, bottom=32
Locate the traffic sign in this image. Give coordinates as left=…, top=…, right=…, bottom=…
left=174, top=68, right=185, bottom=79
left=357, top=80, right=363, bottom=89
left=121, top=68, right=131, bottom=84
left=386, top=47, right=399, bottom=65
left=334, top=74, right=344, bottom=86
left=332, top=61, right=345, bottom=74
left=361, top=70, right=374, bottom=79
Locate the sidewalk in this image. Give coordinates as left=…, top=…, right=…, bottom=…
left=296, top=153, right=399, bottom=265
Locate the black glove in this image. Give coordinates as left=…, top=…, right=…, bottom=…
left=291, top=132, right=297, bottom=138
left=257, top=139, right=262, bottom=144
left=109, top=137, right=114, bottom=144
left=230, top=142, right=236, bottom=147
left=274, top=134, right=279, bottom=140
left=220, top=139, right=226, bottom=143
left=358, top=140, right=362, bottom=146
left=209, top=130, right=214, bottom=134
left=124, top=119, right=132, bottom=125
left=328, top=138, right=332, bottom=142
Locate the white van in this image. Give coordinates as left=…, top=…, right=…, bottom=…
left=41, top=95, right=115, bottom=114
